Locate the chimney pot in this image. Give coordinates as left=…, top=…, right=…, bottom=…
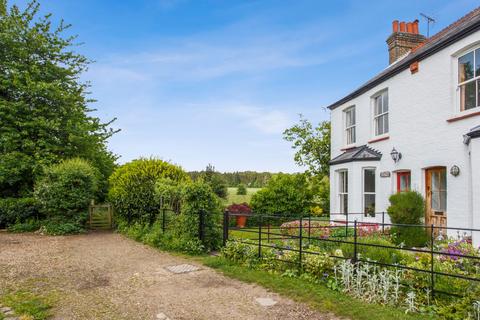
left=407, top=22, right=413, bottom=33
left=392, top=20, right=399, bottom=32
left=387, top=19, right=426, bottom=64
left=413, top=20, right=419, bottom=34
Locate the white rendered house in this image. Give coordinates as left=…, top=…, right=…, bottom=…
left=327, top=9, right=480, bottom=244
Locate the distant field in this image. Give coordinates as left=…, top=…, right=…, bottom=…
left=225, top=187, right=261, bottom=205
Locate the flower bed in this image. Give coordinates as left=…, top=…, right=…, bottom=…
left=222, top=234, right=480, bottom=318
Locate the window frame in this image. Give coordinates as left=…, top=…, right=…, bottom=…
left=344, top=106, right=356, bottom=146
left=362, top=167, right=376, bottom=216
left=372, top=90, right=389, bottom=137
left=457, top=47, right=480, bottom=112
left=337, top=170, right=348, bottom=214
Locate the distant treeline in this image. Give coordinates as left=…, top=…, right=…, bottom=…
left=188, top=171, right=277, bottom=188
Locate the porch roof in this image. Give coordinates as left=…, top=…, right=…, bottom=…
left=329, top=145, right=382, bottom=165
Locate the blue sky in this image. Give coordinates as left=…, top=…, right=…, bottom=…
left=15, top=0, right=479, bottom=172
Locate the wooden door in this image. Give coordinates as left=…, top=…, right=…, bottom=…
left=425, top=168, right=447, bottom=235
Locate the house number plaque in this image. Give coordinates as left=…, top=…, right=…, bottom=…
left=380, top=171, right=391, bottom=178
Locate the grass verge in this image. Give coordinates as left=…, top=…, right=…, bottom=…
left=0, top=290, right=54, bottom=320
left=225, top=187, right=260, bottom=205
left=201, top=256, right=437, bottom=320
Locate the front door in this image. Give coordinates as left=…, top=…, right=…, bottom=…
left=425, top=168, right=447, bottom=235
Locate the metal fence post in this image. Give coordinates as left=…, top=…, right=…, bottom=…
left=258, top=215, right=263, bottom=258
left=345, top=212, right=349, bottom=237
left=267, top=223, right=270, bottom=243
left=299, top=215, right=303, bottom=270
left=353, top=220, right=358, bottom=264
left=430, top=224, right=435, bottom=300
left=162, top=208, right=166, bottom=233
left=223, top=210, right=229, bottom=246
left=308, top=213, right=311, bottom=245
left=382, top=212, right=385, bottom=234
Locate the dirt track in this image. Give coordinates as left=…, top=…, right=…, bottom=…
left=0, top=232, right=338, bottom=320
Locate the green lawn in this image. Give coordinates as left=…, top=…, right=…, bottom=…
left=201, top=257, right=437, bottom=320
left=225, top=187, right=260, bottom=205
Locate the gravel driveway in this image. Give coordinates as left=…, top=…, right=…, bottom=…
left=0, top=232, right=338, bottom=320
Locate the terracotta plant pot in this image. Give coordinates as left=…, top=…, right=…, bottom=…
left=236, top=215, right=247, bottom=228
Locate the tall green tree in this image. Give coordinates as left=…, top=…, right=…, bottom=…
left=201, top=164, right=227, bottom=199
left=0, top=1, right=117, bottom=198
left=283, top=115, right=331, bottom=177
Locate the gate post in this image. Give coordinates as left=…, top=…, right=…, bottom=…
left=223, top=210, right=229, bottom=246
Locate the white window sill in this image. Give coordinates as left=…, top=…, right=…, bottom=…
left=368, top=134, right=390, bottom=144
left=341, top=144, right=357, bottom=151
left=447, top=107, right=480, bottom=123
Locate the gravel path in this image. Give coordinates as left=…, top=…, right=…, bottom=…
left=0, top=232, right=339, bottom=320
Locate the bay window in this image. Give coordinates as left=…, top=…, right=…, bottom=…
left=338, top=170, right=348, bottom=214
left=458, top=48, right=480, bottom=111
left=363, top=168, right=376, bottom=215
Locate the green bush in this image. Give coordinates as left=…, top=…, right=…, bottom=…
left=39, top=219, right=85, bottom=235
left=7, top=219, right=41, bottom=233
left=37, top=212, right=88, bottom=235
left=168, top=181, right=222, bottom=251
left=0, top=197, right=39, bottom=228
left=250, top=173, right=314, bottom=217
left=339, top=236, right=411, bottom=265
left=34, top=158, right=98, bottom=218
left=116, top=181, right=222, bottom=253
left=387, top=191, right=428, bottom=247
left=108, top=158, right=189, bottom=223
left=236, top=184, right=247, bottom=195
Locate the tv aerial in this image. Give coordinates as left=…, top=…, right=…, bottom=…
left=420, top=13, right=436, bottom=37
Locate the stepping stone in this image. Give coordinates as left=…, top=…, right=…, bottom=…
left=5, top=317, right=19, bottom=320
left=0, top=306, right=11, bottom=312
left=4, top=310, right=15, bottom=315
left=165, top=264, right=200, bottom=274
left=255, top=297, right=278, bottom=307
left=156, top=312, right=171, bottom=320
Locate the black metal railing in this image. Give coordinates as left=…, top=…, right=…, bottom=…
left=223, top=211, right=480, bottom=299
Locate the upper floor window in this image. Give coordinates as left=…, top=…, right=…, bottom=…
left=344, top=106, right=356, bottom=145
left=373, top=91, right=389, bottom=136
left=458, top=48, right=480, bottom=111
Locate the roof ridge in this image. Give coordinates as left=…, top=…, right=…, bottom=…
left=327, top=7, right=480, bottom=110
left=426, top=7, right=480, bottom=45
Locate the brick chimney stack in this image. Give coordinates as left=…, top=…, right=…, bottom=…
left=386, top=19, right=426, bottom=64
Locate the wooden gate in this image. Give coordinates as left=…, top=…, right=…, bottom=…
left=89, top=203, right=113, bottom=230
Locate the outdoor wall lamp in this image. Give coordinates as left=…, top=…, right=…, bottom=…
left=390, top=147, right=402, bottom=163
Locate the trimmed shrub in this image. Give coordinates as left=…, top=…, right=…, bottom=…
left=108, top=158, right=189, bottom=223
left=34, top=158, right=98, bottom=218
left=387, top=191, right=428, bottom=247
left=0, top=197, right=39, bottom=228
left=236, top=184, right=247, bottom=195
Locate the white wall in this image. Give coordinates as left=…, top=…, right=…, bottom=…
left=470, top=137, right=480, bottom=246
left=330, top=30, right=480, bottom=234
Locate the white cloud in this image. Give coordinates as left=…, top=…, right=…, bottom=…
left=224, top=105, right=292, bottom=135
